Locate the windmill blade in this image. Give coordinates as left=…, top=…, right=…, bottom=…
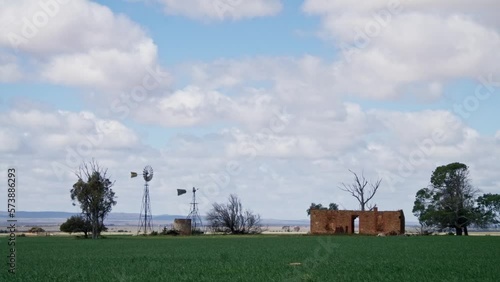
left=143, top=166, right=153, bottom=182
left=177, top=189, right=187, bottom=196
left=131, top=172, right=138, bottom=178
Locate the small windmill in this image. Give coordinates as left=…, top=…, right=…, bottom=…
left=177, top=187, right=203, bottom=232
left=132, top=166, right=154, bottom=235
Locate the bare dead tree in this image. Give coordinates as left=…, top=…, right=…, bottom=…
left=339, top=170, right=381, bottom=211
left=206, top=194, right=261, bottom=234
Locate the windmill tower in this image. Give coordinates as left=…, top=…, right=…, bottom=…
left=177, top=187, right=203, bottom=232
left=132, top=165, right=154, bottom=235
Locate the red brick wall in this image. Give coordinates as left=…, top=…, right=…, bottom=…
left=310, top=209, right=404, bottom=235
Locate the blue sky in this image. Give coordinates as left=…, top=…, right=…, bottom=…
left=96, top=0, right=330, bottom=64
left=0, top=0, right=499, bottom=222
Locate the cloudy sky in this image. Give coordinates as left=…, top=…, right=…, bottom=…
left=0, top=0, right=499, bottom=222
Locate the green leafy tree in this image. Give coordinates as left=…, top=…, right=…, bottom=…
left=60, top=215, right=92, bottom=238
left=413, top=162, right=486, bottom=235
left=307, top=202, right=339, bottom=216
left=71, top=160, right=116, bottom=239
left=431, top=163, right=478, bottom=235
left=307, top=203, right=324, bottom=215
left=329, top=203, right=339, bottom=211
left=412, top=187, right=439, bottom=234
left=475, top=193, right=500, bottom=227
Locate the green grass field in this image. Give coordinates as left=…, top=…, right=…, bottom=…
left=1, top=235, right=499, bottom=281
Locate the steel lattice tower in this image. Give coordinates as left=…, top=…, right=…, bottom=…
left=187, top=187, right=203, bottom=231
left=136, top=166, right=154, bottom=235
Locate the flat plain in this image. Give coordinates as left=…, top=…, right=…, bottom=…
left=1, top=235, right=499, bottom=281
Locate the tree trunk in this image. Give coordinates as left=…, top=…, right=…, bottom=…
left=463, top=226, right=468, bottom=236
left=92, top=212, right=99, bottom=239
left=455, top=227, right=462, bottom=236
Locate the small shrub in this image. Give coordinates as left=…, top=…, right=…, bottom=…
left=160, top=227, right=180, bottom=236
left=192, top=229, right=204, bottom=235
left=164, top=229, right=180, bottom=236
left=160, top=227, right=168, bottom=235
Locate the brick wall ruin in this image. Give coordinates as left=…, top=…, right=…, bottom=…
left=310, top=207, right=405, bottom=235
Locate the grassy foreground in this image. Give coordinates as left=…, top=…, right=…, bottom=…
left=1, top=235, right=499, bottom=281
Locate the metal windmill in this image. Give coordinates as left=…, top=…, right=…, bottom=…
left=132, top=165, right=154, bottom=235
left=177, top=187, right=203, bottom=232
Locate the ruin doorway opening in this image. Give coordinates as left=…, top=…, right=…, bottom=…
left=351, top=215, right=359, bottom=234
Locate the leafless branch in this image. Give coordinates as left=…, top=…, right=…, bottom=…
left=339, top=170, right=382, bottom=211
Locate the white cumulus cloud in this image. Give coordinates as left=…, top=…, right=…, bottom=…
left=0, top=0, right=168, bottom=92
left=302, top=0, right=500, bottom=100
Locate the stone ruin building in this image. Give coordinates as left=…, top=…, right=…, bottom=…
left=310, top=207, right=405, bottom=235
